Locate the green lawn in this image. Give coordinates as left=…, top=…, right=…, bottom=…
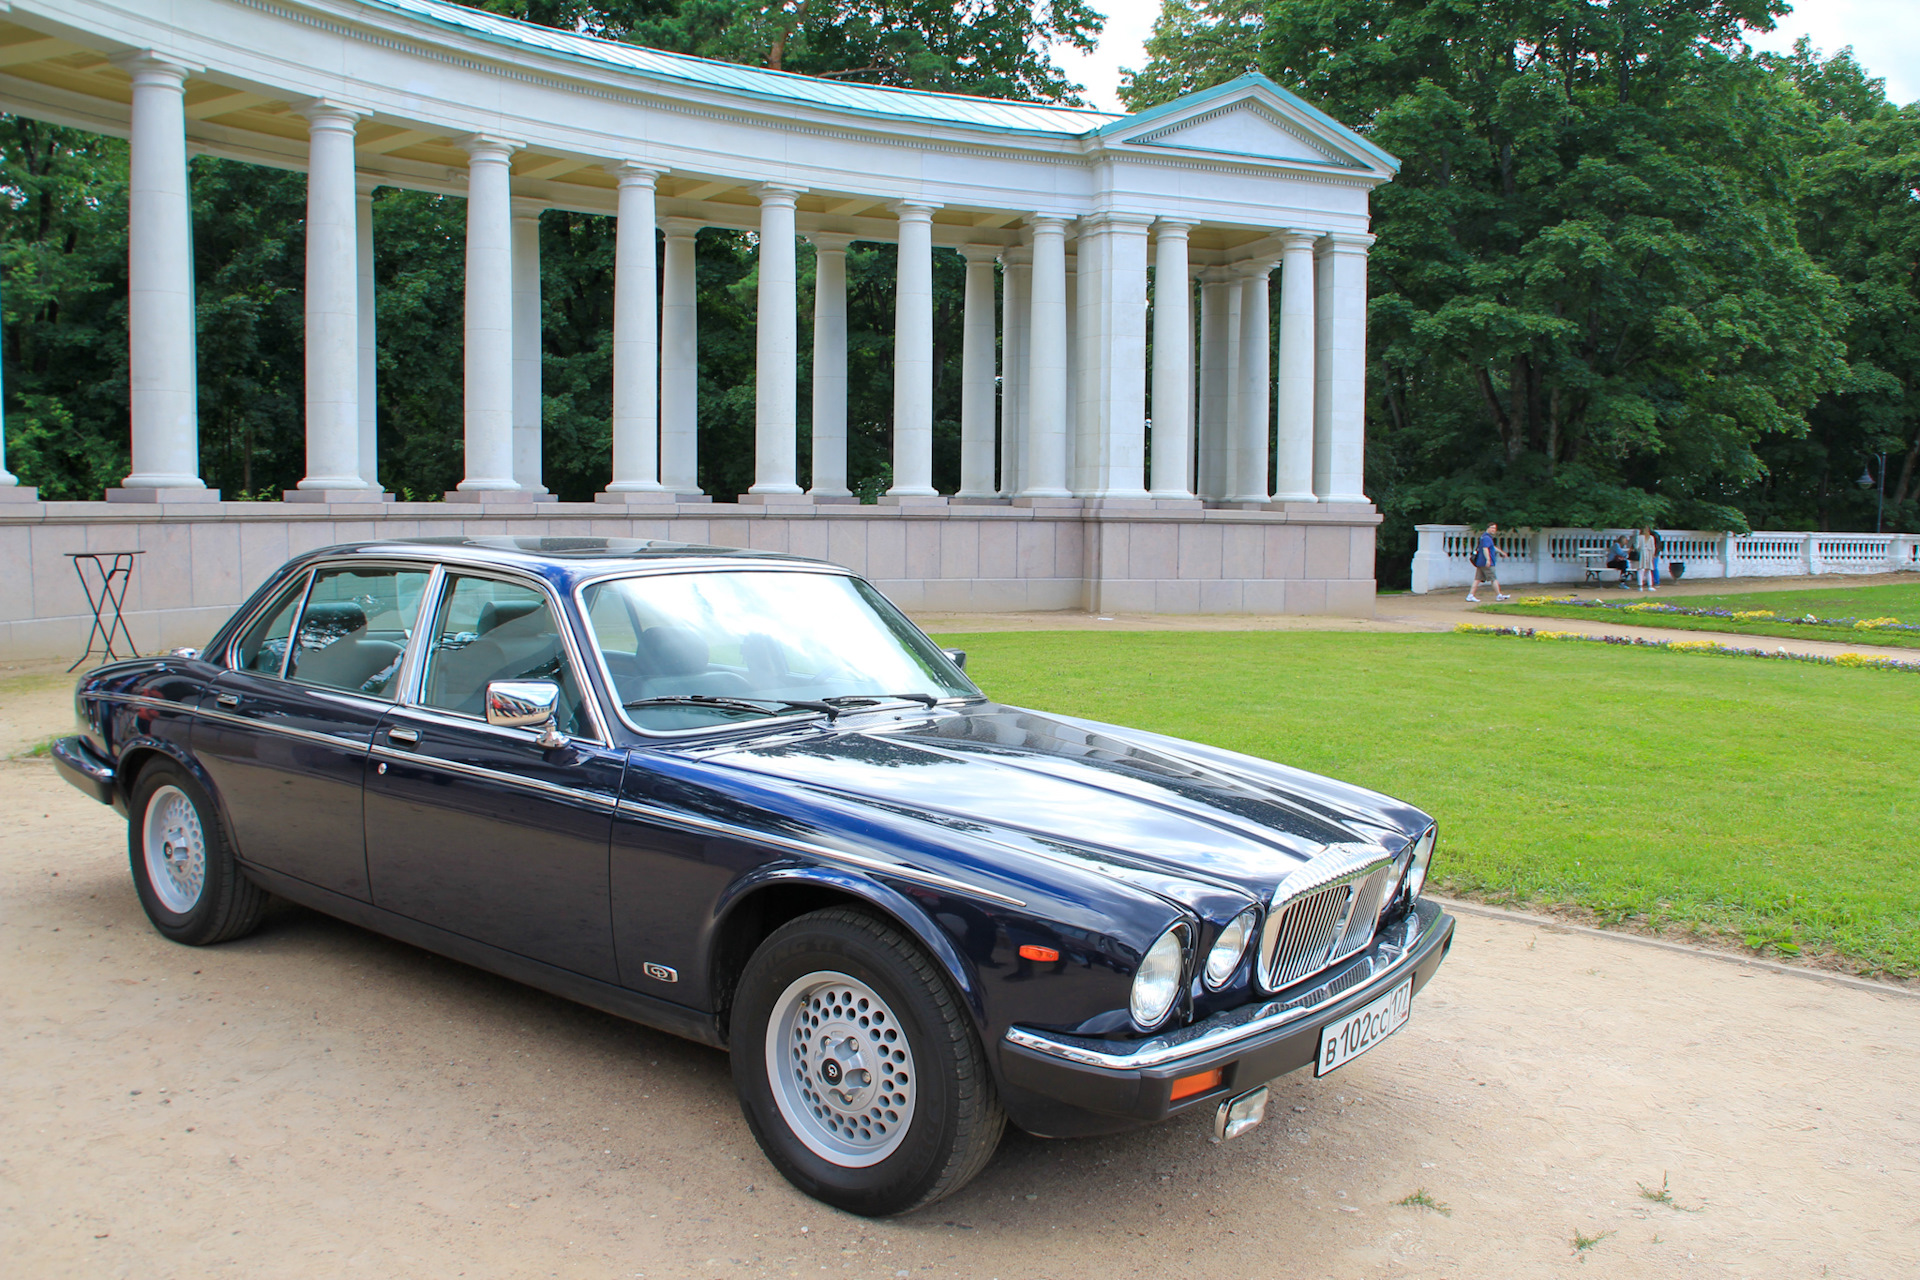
left=1476, top=579, right=1920, bottom=649
left=932, top=629, right=1920, bottom=978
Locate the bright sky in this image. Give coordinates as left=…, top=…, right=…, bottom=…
left=1054, top=0, right=1920, bottom=113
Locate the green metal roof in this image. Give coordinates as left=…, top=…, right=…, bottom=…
left=369, top=0, right=1123, bottom=136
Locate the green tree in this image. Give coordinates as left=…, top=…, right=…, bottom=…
left=1127, top=1, right=1859, bottom=581
left=1750, top=42, right=1920, bottom=532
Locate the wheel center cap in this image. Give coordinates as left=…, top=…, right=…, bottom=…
left=820, top=1058, right=842, bottom=1085
left=812, top=1026, right=875, bottom=1109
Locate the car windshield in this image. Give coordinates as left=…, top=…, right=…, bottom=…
left=581, top=570, right=979, bottom=733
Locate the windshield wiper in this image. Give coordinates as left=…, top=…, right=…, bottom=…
left=623, top=694, right=839, bottom=722
left=821, top=692, right=941, bottom=710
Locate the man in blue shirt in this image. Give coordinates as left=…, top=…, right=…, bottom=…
left=1466, top=523, right=1511, bottom=603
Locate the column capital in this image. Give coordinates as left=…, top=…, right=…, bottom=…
left=1236, top=256, right=1281, bottom=278
left=510, top=196, right=545, bottom=219
left=999, top=245, right=1032, bottom=268
left=890, top=199, right=939, bottom=222
left=1276, top=229, right=1319, bottom=252
left=757, top=182, right=805, bottom=206
left=355, top=174, right=381, bottom=197
left=660, top=216, right=705, bottom=237
left=110, top=50, right=199, bottom=84
left=1152, top=219, right=1195, bottom=239
left=459, top=134, right=522, bottom=163
left=295, top=99, right=366, bottom=128
left=1026, top=212, right=1072, bottom=234
left=1084, top=210, right=1155, bottom=232
left=1315, top=231, right=1376, bottom=254
left=607, top=160, right=669, bottom=186
left=804, top=231, right=857, bottom=252
left=956, top=243, right=1001, bottom=264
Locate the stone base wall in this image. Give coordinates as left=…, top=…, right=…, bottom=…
left=0, top=497, right=1379, bottom=661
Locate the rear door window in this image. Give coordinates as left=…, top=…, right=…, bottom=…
left=231, top=575, right=309, bottom=675
left=286, top=566, right=431, bottom=699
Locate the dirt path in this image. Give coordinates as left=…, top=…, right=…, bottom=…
left=2, top=709, right=1916, bottom=1276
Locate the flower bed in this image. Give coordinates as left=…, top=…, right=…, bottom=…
left=1454, top=623, right=1920, bottom=673
left=1505, top=596, right=1920, bottom=634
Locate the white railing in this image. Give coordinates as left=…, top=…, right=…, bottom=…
left=1411, top=526, right=1920, bottom=594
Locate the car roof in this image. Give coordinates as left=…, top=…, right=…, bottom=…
left=295, top=536, right=833, bottom=587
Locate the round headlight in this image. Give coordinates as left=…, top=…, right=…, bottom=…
left=1406, top=825, right=1437, bottom=898
left=1203, top=909, right=1257, bottom=989
left=1129, top=925, right=1187, bottom=1028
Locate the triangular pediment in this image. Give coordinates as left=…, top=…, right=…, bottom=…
left=1096, top=75, right=1398, bottom=177
left=1132, top=101, right=1355, bottom=165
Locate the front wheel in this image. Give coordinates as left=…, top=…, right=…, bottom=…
left=730, top=907, right=1005, bottom=1216
left=129, top=760, right=270, bottom=946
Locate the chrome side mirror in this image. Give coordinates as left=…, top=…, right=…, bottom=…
left=941, top=647, right=968, bottom=672
left=486, top=679, right=566, bottom=749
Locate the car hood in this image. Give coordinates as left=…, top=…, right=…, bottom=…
left=690, top=702, right=1428, bottom=905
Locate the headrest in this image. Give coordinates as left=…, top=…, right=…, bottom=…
left=301, top=600, right=367, bottom=635
left=478, top=599, right=544, bottom=635
left=637, top=625, right=709, bottom=677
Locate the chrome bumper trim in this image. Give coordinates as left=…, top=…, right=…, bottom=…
left=1004, top=901, right=1447, bottom=1072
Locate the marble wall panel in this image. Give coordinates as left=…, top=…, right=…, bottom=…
left=1127, top=522, right=1178, bottom=580
left=131, top=521, right=192, bottom=615
left=189, top=521, right=242, bottom=607
left=867, top=521, right=907, bottom=581
left=0, top=528, right=33, bottom=623
left=938, top=520, right=980, bottom=580
left=1263, top=523, right=1306, bottom=580
left=904, top=521, right=942, bottom=580
left=1175, top=523, right=1223, bottom=581
left=826, top=520, right=870, bottom=574
left=976, top=521, right=1017, bottom=580
left=1304, top=525, right=1347, bottom=580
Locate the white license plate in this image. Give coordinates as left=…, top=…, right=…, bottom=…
left=1315, top=981, right=1412, bottom=1077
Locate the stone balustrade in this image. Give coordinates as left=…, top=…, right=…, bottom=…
left=1411, top=525, right=1920, bottom=594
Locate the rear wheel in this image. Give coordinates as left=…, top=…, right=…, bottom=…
left=730, top=907, right=1004, bottom=1215
left=129, top=761, right=269, bottom=946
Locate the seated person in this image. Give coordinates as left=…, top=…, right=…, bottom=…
left=1606, top=537, right=1632, bottom=583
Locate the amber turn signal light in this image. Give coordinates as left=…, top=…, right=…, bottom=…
left=1018, top=944, right=1060, bottom=962
left=1169, top=1068, right=1224, bottom=1101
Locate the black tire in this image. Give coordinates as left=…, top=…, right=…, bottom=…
left=128, top=760, right=270, bottom=946
left=730, top=907, right=1005, bottom=1216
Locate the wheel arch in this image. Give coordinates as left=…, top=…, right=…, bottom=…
left=115, top=741, right=231, bottom=833
left=706, top=867, right=984, bottom=1048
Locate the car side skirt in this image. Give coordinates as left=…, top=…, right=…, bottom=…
left=239, top=861, right=727, bottom=1049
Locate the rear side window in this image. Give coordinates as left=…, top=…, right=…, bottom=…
left=231, top=576, right=308, bottom=675
left=286, top=566, right=431, bottom=698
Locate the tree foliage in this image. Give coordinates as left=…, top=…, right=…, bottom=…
left=1127, top=0, right=1918, bottom=582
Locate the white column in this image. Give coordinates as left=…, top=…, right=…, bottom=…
left=998, top=248, right=1030, bottom=497
left=510, top=198, right=546, bottom=494
left=453, top=136, right=519, bottom=493
left=1231, top=259, right=1276, bottom=504
left=355, top=177, right=379, bottom=491
left=659, top=217, right=701, bottom=495
left=750, top=184, right=803, bottom=495
left=1272, top=232, right=1318, bottom=503
left=956, top=245, right=999, bottom=498
left=888, top=200, right=939, bottom=497
left=118, top=54, right=204, bottom=493
left=607, top=163, right=667, bottom=494
left=1021, top=216, right=1071, bottom=497
left=0, top=259, right=11, bottom=486
left=294, top=103, right=365, bottom=493
left=1085, top=212, right=1151, bottom=499
left=1149, top=222, right=1193, bottom=498
left=807, top=233, right=853, bottom=497
left=1315, top=233, right=1374, bottom=504
left=1063, top=257, right=1080, bottom=490
left=1196, top=269, right=1233, bottom=501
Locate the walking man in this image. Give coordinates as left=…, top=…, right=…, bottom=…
left=1466, top=523, right=1511, bottom=603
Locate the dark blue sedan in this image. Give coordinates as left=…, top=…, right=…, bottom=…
left=53, top=537, right=1453, bottom=1215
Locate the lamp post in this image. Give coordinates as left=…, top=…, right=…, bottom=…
left=1857, top=452, right=1887, bottom=535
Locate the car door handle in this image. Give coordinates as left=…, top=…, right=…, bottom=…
left=215, top=693, right=241, bottom=709
left=387, top=727, right=420, bottom=746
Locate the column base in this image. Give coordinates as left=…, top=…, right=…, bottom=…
left=737, top=492, right=815, bottom=506
left=877, top=494, right=948, bottom=507
left=595, top=490, right=679, bottom=506
left=106, top=486, right=222, bottom=503
left=283, top=487, right=390, bottom=503
left=807, top=493, right=861, bottom=505
left=0, top=486, right=40, bottom=503
left=444, top=489, right=546, bottom=505
left=1010, top=494, right=1082, bottom=509
left=948, top=495, right=1011, bottom=506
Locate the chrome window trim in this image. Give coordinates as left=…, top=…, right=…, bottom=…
left=571, top=565, right=974, bottom=741
left=614, top=795, right=1027, bottom=908
left=198, top=704, right=370, bottom=754
left=407, top=563, right=608, bottom=747
left=1004, top=903, right=1444, bottom=1072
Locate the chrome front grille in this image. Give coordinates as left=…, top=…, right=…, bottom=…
left=1258, top=848, right=1398, bottom=993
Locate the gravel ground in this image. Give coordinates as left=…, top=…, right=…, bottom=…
left=4, top=667, right=1916, bottom=1279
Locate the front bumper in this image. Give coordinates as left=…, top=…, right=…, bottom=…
left=998, top=899, right=1454, bottom=1136
left=51, top=735, right=117, bottom=807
